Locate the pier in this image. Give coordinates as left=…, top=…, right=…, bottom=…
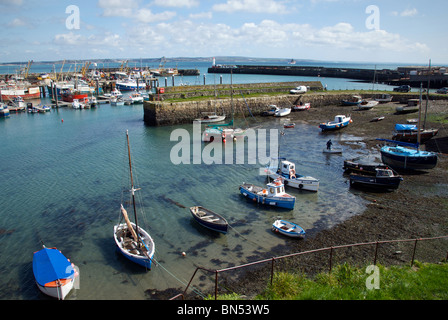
left=208, top=65, right=448, bottom=89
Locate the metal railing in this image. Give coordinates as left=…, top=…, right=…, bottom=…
left=170, top=235, right=448, bottom=300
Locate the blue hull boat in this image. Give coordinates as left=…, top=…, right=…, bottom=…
left=239, top=179, right=296, bottom=210
left=319, top=115, right=352, bottom=131
left=380, top=145, right=437, bottom=170
left=272, top=220, right=305, bottom=238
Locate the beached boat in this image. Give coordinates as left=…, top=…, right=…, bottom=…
left=114, top=131, right=155, bottom=269
left=265, top=159, right=319, bottom=192
left=274, top=107, right=291, bottom=117
left=392, top=124, right=438, bottom=143
left=395, top=99, right=419, bottom=114
left=319, top=115, right=352, bottom=131
left=262, top=105, right=279, bottom=116
left=370, top=116, right=385, bottom=122
left=190, top=206, right=228, bottom=234
left=341, top=95, right=362, bottom=106
left=343, top=158, right=390, bottom=175
left=195, top=113, right=226, bottom=123
left=272, top=220, right=305, bottom=238
left=292, top=102, right=310, bottom=111
left=32, top=246, right=78, bottom=300
left=378, top=139, right=438, bottom=171
left=349, top=167, right=403, bottom=191
left=239, top=179, right=296, bottom=210
left=374, top=94, right=393, bottom=103
left=358, top=100, right=379, bottom=110
left=283, top=122, right=295, bottom=128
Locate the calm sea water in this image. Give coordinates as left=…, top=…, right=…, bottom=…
left=0, top=95, right=376, bottom=300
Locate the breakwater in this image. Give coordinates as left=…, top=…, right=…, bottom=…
left=208, top=65, right=402, bottom=82
left=143, top=90, right=447, bottom=126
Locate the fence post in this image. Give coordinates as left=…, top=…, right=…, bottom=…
left=215, top=271, right=218, bottom=300
left=411, top=239, right=419, bottom=267
left=374, top=241, right=379, bottom=265
left=270, top=257, right=275, bottom=286
left=329, top=247, right=333, bottom=273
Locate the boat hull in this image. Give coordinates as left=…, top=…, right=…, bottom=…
left=190, top=206, right=228, bottom=234
left=349, top=174, right=402, bottom=190
left=239, top=184, right=295, bottom=209
left=114, top=223, right=155, bottom=269
left=266, top=168, right=319, bottom=192
left=380, top=146, right=438, bottom=170
left=272, top=220, right=305, bottom=238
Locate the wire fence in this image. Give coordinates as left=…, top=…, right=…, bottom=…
left=169, top=235, right=448, bottom=300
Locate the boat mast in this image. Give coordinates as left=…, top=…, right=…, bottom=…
left=126, top=130, right=140, bottom=240
left=417, top=83, right=423, bottom=149
left=424, top=59, right=431, bottom=129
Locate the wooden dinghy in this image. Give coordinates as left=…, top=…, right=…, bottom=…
left=190, top=206, right=228, bottom=234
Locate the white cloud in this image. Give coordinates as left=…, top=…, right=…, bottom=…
left=151, top=0, right=199, bottom=7
left=212, top=0, right=288, bottom=14
left=189, top=12, right=213, bottom=20
left=392, top=8, right=418, bottom=17
left=98, top=0, right=140, bottom=17
left=135, top=8, right=177, bottom=23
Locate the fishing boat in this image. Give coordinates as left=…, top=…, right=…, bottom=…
left=272, top=220, right=305, bottom=238
left=343, top=158, right=390, bottom=175
left=125, top=92, right=144, bottom=104
left=239, top=178, right=296, bottom=210
left=292, top=102, right=310, bottom=111
left=116, top=77, right=146, bottom=91
left=274, top=107, right=291, bottom=117
left=341, top=95, right=362, bottom=106
left=0, top=103, right=10, bottom=117
left=319, top=115, right=352, bottom=131
left=189, top=206, right=228, bottom=234
left=61, top=88, right=88, bottom=103
left=32, top=246, right=78, bottom=300
left=392, top=124, right=438, bottom=143
left=114, top=130, right=155, bottom=269
left=349, top=167, right=403, bottom=190
left=265, top=159, right=319, bottom=192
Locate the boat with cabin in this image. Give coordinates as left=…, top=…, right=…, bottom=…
left=349, top=167, right=403, bottom=190
left=392, top=124, right=438, bottom=143
left=239, top=178, right=296, bottom=210
left=341, top=95, right=362, bottom=106
left=319, top=115, right=352, bottom=131
left=265, top=159, right=319, bottom=192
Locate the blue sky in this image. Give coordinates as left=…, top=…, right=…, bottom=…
left=0, top=0, right=446, bottom=64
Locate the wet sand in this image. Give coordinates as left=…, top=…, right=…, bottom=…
left=201, top=98, right=448, bottom=299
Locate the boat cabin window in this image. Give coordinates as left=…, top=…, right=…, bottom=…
left=270, top=187, right=274, bottom=194
left=376, top=169, right=393, bottom=177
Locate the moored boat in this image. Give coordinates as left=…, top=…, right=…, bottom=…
left=32, top=246, right=78, bottom=300
left=319, top=115, right=352, bottom=131
left=272, top=220, right=305, bottom=238
left=349, top=167, right=403, bottom=190
left=239, top=178, right=296, bottom=210
left=274, top=107, right=291, bottom=117
left=341, top=95, right=362, bottom=106
left=378, top=139, right=438, bottom=171
left=265, top=159, right=319, bottom=192
left=190, top=206, right=228, bottom=234
left=392, top=124, right=438, bottom=143
left=114, top=131, right=155, bottom=269
left=292, top=102, right=310, bottom=111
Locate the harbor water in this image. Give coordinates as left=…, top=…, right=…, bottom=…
left=0, top=60, right=402, bottom=300
left=0, top=98, right=375, bottom=300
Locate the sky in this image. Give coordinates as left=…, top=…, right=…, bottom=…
left=0, top=0, right=446, bottom=64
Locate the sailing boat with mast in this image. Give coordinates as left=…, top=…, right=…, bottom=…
left=379, top=84, right=438, bottom=170
left=114, top=130, right=155, bottom=269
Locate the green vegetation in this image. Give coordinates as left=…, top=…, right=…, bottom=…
left=207, top=262, right=448, bottom=300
